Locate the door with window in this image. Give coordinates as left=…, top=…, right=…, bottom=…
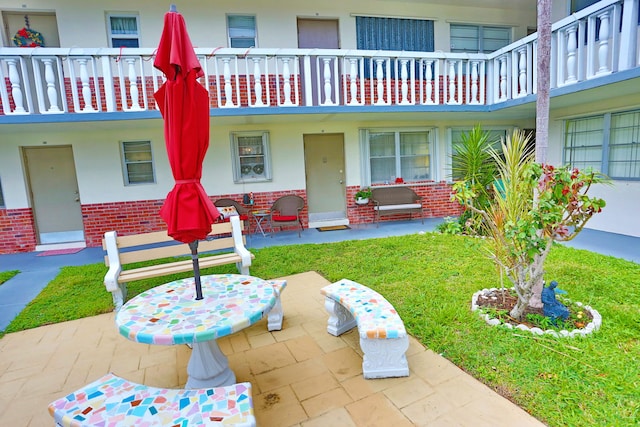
left=24, top=146, right=84, bottom=245
left=304, top=134, right=346, bottom=226
left=297, top=19, right=339, bottom=105
left=2, top=12, right=60, bottom=47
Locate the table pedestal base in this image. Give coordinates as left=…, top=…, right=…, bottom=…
left=186, top=341, right=236, bottom=388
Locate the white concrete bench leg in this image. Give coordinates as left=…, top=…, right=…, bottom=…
left=267, top=279, right=286, bottom=331
left=112, top=283, right=126, bottom=311
left=360, top=336, right=410, bottom=379
left=237, top=262, right=249, bottom=275
left=321, top=279, right=410, bottom=379
left=324, top=298, right=357, bottom=336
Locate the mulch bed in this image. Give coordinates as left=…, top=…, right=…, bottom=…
left=475, top=288, right=593, bottom=329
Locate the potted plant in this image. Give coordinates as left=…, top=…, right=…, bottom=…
left=354, top=187, right=371, bottom=205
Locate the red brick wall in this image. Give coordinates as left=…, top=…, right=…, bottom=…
left=346, top=182, right=461, bottom=225
left=80, top=190, right=310, bottom=247
left=81, top=199, right=166, bottom=247
left=0, top=185, right=459, bottom=253
left=0, top=208, right=37, bottom=254
left=2, top=74, right=489, bottom=115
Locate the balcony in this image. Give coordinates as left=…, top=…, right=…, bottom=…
left=0, top=0, right=638, bottom=122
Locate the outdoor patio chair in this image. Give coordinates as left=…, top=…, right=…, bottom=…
left=214, top=198, right=250, bottom=231
left=269, top=195, right=305, bottom=237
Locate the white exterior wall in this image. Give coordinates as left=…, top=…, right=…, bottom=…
left=1, top=0, right=537, bottom=51
left=548, top=93, right=640, bottom=237
left=1, top=115, right=532, bottom=209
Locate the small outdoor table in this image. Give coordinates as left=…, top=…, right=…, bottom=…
left=251, top=209, right=270, bottom=236
left=115, top=274, right=276, bottom=388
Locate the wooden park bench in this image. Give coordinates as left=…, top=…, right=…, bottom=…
left=48, top=373, right=256, bottom=426
left=320, top=278, right=409, bottom=379
left=103, top=216, right=254, bottom=310
left=371, top=186, right=423, bottom=227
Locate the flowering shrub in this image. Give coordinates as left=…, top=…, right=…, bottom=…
left=452, top=130, right=609, bottom=320
left=533, top=163, right=606, bottom=241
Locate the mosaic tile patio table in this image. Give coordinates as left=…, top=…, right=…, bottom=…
left=116, top=274, right=276, bottom=388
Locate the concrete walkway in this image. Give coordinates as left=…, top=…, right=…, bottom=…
left=0, top=272, right=546, bottom=426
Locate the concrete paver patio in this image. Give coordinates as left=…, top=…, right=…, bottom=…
left=0, top=271, right=545, bottom=426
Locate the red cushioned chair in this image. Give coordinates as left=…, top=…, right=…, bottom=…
left=214, top=198, right=250, bottom=231
left=269, top=195, right=305, bottom=237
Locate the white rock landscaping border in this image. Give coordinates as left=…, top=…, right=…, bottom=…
left=471, top=288, right=602, bottom=338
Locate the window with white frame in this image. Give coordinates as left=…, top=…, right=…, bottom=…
left=231, top=131, right=271, bottom=183
left=121, top=140, right=155, bottom=185
left=227, top=15, right=257, bottom=48
left=564, top=116, right=605, bottom=172
left=363, top=129, right=434, bottom=184
left=450, top=24, right=511, bottom=53
left=107, top=14, right=140, bottom=48
left=565, top=110, right=640, bottom=180
left=608, top=111, right=640, bottom=179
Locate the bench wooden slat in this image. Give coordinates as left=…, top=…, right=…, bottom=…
left=112, top=236, right=235, bottom=266
left=119, top=253, right=252, bottom=283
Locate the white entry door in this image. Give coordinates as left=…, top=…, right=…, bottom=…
left=304, top=134, right=347, bottom=227
left=24, top=146, right=84, bottom=245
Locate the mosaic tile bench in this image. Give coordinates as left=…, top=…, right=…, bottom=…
left=48, top=373, right=256, bottom=427
left=320, top=278, right=410, bottom=379
left=267, top=279, right=287, bottom=331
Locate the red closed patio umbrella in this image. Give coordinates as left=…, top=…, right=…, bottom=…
left=154, top=5, right=219, bottom=300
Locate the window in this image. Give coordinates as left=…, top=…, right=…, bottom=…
left=227, top=15, right=257, bottom=48
left=609, top=111, right=640, bottom=179
left=121, top=141, right=155, bottom=185
left=107, top=14, right=140, bottom=48
left=363, top=129, right=434, bottom=184
left=356, top=16, right=434, bottom=52
left=564, top=116, right=604, bottom=172
left=231, top=131, right=271, bottom=183
left=450, top=24, right=511, bottom=53
left=0, top=177, right=5, bottom=208
left=356, top=16, right=434, bottom=78
left=571, top=0, right=600, bottom=13
left=564, top=110, right=640, bottom=180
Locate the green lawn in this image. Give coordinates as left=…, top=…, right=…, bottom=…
left=0, top=270, right=19, bottom=286
left=3, top=233, right=639, bottom=426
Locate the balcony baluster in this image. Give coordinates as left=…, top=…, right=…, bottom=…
left=469, top=61, right=479, bottom=104
left=346, top=57, right=362, bottom=106
left=322, top=57, right=334, bottom=106
left=251, top=57, right=264, bottom=107
left=596, top=10, right=611, bottom=75
left=6, top=58, right=27, bottom=114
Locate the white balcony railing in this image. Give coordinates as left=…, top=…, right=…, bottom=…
left=0, top=0, right=637, bottom=117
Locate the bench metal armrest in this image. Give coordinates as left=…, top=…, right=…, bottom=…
left=103, top=231, right=122, bottom=292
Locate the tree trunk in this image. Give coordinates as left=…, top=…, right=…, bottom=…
left=529, top=0, right=553, bottom=309
left=535, top=0, right=552, bottom=164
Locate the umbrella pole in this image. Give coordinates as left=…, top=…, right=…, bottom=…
left=189, top=240, right=204, bottom=300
